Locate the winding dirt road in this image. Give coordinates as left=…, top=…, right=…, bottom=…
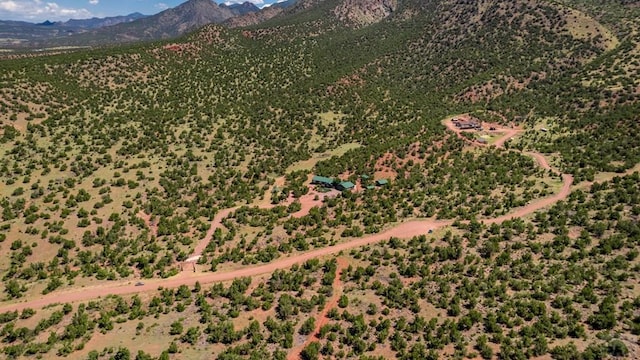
left=0, top=115, right=574, bottom=314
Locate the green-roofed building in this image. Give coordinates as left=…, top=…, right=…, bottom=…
left=337, top=181, right=355, bottom=191
left=311, top=175, right=334, bottom=187
left=366, top=185, right=375, bottom=190
left=376, top=179, right=389, bottom=186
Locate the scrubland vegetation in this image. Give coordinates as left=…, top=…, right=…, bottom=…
left=0, top=0, right=638, bottom=358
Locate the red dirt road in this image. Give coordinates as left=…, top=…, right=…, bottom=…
left=190, top=206, right=240, bottom=257
left=0, top=115, right=575, bottom=313
left=442, top=115, right=573, bottom=224
left=484, top=173, right=572, bottom=225
left=525, top=151, right=553, bottom=172
left=493, top=127, right=521, bottom=148
left=287, top=258, right=347, bottom=360
left=188, top=177, right=325, bottom=260
left=0, top=217, right=455, bottom=313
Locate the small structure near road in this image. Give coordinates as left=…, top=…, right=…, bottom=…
left=311, top=174, right=386, bottom=192
left=452, top=118, right=482, bottom=130
left=337, top=181, right=355, bottom=191
left=311, top=175, right=334, bottom=188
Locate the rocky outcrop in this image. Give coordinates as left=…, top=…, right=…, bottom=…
left=333, top=0, right=397, bottom=27
left=225, top=6, right=285, bottom=28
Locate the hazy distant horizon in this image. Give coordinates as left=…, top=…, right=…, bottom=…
left=0, top=0, right=282, bottom=23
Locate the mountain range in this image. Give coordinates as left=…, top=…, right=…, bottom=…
left=221, top=2, right=261, bottom=15
left=0, top=0, right=294, bottom=49
left=0, top=12, right=146, bottom=47
left=58, top=12, right=148, bottom=29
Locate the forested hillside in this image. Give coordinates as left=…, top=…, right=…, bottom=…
left=0, top=0, right=638, bottom=358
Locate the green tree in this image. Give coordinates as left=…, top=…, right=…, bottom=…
left=588, top=295, right=617, bottom=330
left=301, top=341, right=320, bottom=360
left=169, top=321, right=183, bottom=335
left=338, top=295, right=349, bottom=308
left=181, top=327, right=200, bottom=345
left=299, top=317, right=316, bottom=335
left=135, top=350, right=153, bottom=360
left=608, top=339, right=628, bottom=357
left=4, top=280, right=23, bottom=299
left=113, top=347, right=131, bottom=360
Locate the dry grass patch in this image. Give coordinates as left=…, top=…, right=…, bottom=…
left=286, top=142, right=361, bottom=173
left=563, top=8, right=619, bottom=51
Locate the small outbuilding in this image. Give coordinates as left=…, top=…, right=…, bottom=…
left=337, top=181, right=355, bottom=191
left=312, top=175, right=334, bottom=187
left=376, top=179, right=389, bottom=186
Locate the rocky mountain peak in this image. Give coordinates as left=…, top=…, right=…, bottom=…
left=333, top=0, right=397, bottom=27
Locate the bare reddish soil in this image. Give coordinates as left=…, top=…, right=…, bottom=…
left=525, top=151, right=553, bottom=171
left=136, top=210, right=158, bottom=238
left=287, top=258, right=347, bottom=360
left=187, top=187, right=327, bottom=261
left=443, top=115, right=522, bottom=148
left=288, top=190, right=329, bottom=219
left=373, top=142, right=428, bottom=180
left=0, top=115, right=576, bottom=313
left=190, top=206, right=239, bottom=257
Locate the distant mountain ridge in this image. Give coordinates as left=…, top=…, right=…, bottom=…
left=1, top=0, right=402, bottom=48
left=33, top=13, right=148, bottom=28
left=44, top=0, right=256, bottom=46
left=221, top=2, right=261, bottom=15
left=224, top=0, right=307, bottom=28
left=62, top=13, right=147, bottom=29
left=0, top=12, right=148, bottom=47
left=0, top=0, right=288, bottom=48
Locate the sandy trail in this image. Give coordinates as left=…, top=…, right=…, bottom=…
left=525, top=151, right=552, bottom=171
left=287, top=258, right=347, bottom=360
left=187, top=194, right=323, bottom=261
left=0, top=114, right=576, bottom=313
left=493, top=127, right=521, bottom=148
left=190, top=206, right=240, bottom=258
left=188, top=176, right=325, bottom=260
